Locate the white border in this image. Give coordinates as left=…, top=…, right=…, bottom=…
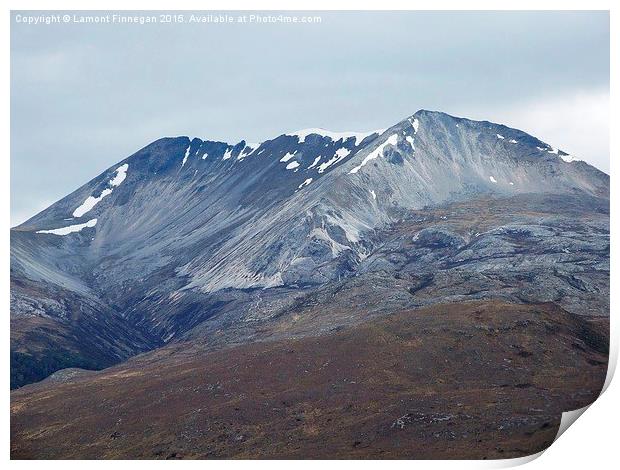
left=3, top=1, right=616, bottom=468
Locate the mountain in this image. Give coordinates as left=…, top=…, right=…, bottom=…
left=10, top=109, right=609, bottom=390
left=10, top=109, right=610, bottom=458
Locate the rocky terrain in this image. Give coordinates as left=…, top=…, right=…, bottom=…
left=10, top=109, right=609, bottom=459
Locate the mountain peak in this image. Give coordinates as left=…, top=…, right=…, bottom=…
left=15, top=109, right=607, bottom=238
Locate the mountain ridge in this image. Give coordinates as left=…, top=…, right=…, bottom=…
left=10, top=109, right=609, bottom=388
left=13, top=109, right=605, bottom=231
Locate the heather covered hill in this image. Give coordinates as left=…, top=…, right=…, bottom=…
left=11, top=301, right=608, bottom=459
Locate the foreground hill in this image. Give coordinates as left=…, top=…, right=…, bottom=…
left=11, top=301, right=608, bottom=459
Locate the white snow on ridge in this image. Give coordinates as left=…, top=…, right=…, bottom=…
left=336, top=147, right=351, bottom=158
left=496, top=134, right=505, bottom=140
left=280, top=152, right=297, bottom=163
left=349, top=134, right=398, bottom=174
left=237, top=146, right=253, bottom=160
left=37, top=218, right=97, bottom=236
left=109, top=164, right=128, bottom=186
left=286, top=161, right=300, bottom=170
left=317, top=147, right=351, bottom=173
left=298, top=178, right=313, bottom=189
left=72, top=164, right=129, bottom=218
left=73, top=189, right=112, bottom=218
left=489, top=176, right=497, bottom=183
left=406, top=135, right=415, bottom=151
left=509, top=139, right=518, bottom=144
left=546, top=147, right=580, bottom=163
left=560, top=154, right=581, bottom=163
left=544, top=146, right=580, bottom=163
left=308, top=155, right=322, bottom=169
left=536, top=145, right=578, bottom=162
left=409, top=117, right=419, bottom=134
left=181, top=145, right=191, bottom=167
left=287, top=128, right=382, bottom=146
left=222, top=148, right=234, bottom=160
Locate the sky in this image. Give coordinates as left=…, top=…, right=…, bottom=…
left=10, top=10, right=610, bottom=226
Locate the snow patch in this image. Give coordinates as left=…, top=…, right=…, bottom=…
left=308, top=155, right=322, bottom=169
left=109, top=164, right=128, bottom=186
left=222, top=148, right=234, bottom=160
left=349, top=134, right=398, bottom=174
left=409, top=117, right=419, bottom=134
left=560, top=154, right=581, bottom=163
left=37, top=218, right=97, bottom=236
left=509, top=139, right=518, bottom=144
left=298, top=178, right=313, bottom=189
left=509, top=182, right=514, bottom=185
left=201, top=152, right=209, bottom=160
left=73, top=189, right=112, bottom=218
left=280, top=151, right=297, bottom=163
left=237, top=146, right=253, bottom=160
left=335, top=147, right=350, bottom=159
left=72, top=164, right=128, bottom=217
left=405, top=135, right=415, bottom=151
left=317, top=147, right=351, bottom=173
left=489, top=176, right=498, bottom=183
left=496, top=134, right=505, bottom=140
left=181, top=145, right=191, bottom=167
left=370, top=189, right=376, bottom=200
left=286, top=161, right=300, bottom=170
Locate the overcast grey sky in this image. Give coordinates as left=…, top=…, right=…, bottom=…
left=11, top=11, right=609, bottom=226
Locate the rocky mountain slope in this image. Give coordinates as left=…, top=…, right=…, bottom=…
left=10, top=110, right=609, bottom=388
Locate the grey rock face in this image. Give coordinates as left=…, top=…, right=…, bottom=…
left=10, top=110, right=609, bottom=387
left=354, top=194, right=609, bottom=318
